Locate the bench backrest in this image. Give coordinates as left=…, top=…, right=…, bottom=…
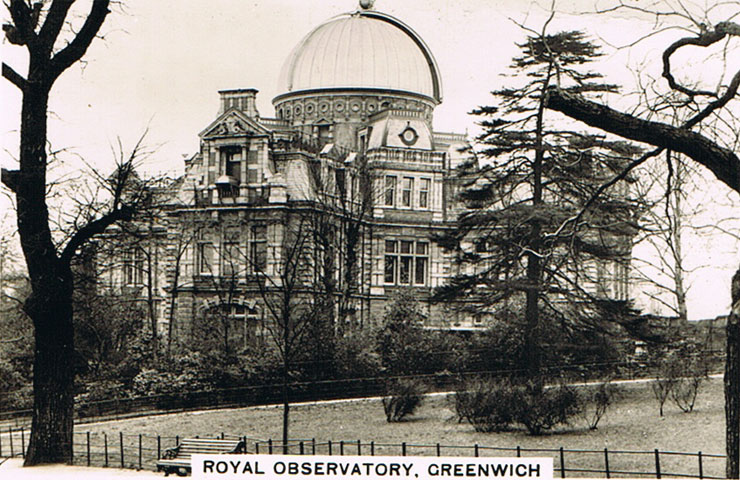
left=175, top=438, right=246, bottom=458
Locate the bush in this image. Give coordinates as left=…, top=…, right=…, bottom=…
left=579, top=380, right=619, bottom=430
left=671, top=354, right=708, bottom=413
left=454, top=377, right=581, bottom=435
left=382, top=379, right=424, bottom=422
left=453, top=378, right=519, bottom=432
left=516, top=381, right=581, bottom=435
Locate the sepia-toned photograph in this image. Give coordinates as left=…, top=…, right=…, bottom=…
left=0, top=0, right=739, bottom=478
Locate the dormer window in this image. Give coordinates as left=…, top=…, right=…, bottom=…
left=222, top=147, right=242, bottom=184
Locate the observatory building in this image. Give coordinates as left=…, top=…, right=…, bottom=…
left=102, top=1, right=629, bottom=346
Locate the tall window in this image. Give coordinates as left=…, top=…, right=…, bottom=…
left=402, top=177, right=414, bottom=207
left=198, top=242, right=215, bottom=275
left=384, top=175, right=396, bottom=206
left=249, top=225, right=267, bottom=273
left=384, top=239, right=429, bottom=286
left=123, top=248, right=145, bottom=286
left=221, top=242, right=241, bottom=277
left=384, top=240, right=397, bottom=284
left=419, top=178, right=430, bottom=209
left=223, top=147, right=241, bottom=183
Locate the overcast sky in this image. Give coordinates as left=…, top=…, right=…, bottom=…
left=1, top=0, right=739, bottom=320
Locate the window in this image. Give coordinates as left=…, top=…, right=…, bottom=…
left=384, top=240, right=397, bottom=284
left=249, top=225, right=267, bottom=273
left=222, top=242, right=241, bottom=277
left=123, top=248, right=145, bottom=286
left=402, top=177, right=414, bottom=207
left=222, top=148, right=241, bottom=183
left=384, top=175, right=396, bottom=206
left=384, top=239, right=429, bottom=286
left=198, top=242, right=215, bottom=275
left=419, top=178, right=430, bottom=209
left=415, top=242, right=428, bottom=285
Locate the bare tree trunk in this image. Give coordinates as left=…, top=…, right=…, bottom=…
left=728, top=266, right=740, bottom=479
left=25, top=274, right=75, bottom=465
left=669, top=153, right=688, bottom=322
left=145, top=247, right=158, bottom=358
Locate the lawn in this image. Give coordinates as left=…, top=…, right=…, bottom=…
left=75, top=377, right=725, bottom=478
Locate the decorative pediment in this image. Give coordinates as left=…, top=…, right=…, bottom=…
left=199, top=109, right=271, bottom=139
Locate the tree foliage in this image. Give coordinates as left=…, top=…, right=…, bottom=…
left=437, top=29, right=640, bottom=376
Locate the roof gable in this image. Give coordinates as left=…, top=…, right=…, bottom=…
left=199, top=109, right=271, bottom=139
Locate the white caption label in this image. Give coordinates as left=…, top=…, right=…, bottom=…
left=192, top=454, right=553, bottom=480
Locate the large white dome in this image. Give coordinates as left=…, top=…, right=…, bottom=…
left=276, top=9, right=443, bottom=103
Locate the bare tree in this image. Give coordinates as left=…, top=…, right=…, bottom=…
left=543, top=3, right=740, bottom=475
left=254, top=211, right=323, bottom=453
left=0, top=0, right=153, bottom=463
left=633, top=152, right=703, bottom=322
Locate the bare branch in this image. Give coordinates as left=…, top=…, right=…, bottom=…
left=2, top=62, right=27, bottom=91
left=48, top=0, right=110, bottom=80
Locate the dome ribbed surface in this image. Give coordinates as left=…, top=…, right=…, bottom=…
left=277, top=11, right=442, bottom=102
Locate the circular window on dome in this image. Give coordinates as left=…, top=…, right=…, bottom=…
left=320, top=103, right=329, bottom=113
left=336, top=102, right=344, bottom=112
left=294, top=105, right=302, bottom=115
left=399, top=126, right=419, bottom=146
left=285, top=106, right=292, bottom=118
left=351, top=103, right=361, bottom=112
left=368, top=103, right=376, bottom=112
left=306, top=104, right=315, bottom=114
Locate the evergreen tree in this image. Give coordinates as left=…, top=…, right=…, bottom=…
left=437, top=31, right=640, bottom=378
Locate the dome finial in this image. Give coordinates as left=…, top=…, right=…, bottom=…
left=359, top=0, right=375, bottom=10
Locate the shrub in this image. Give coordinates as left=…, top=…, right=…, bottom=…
left=516, top=381, right=581, bottom=435
left=579, top=380, right=619, bottom=430
left=671, top=355, right=708, bottom=413
left=453, top=378, right=519, bottom=432
left=454, top=377, right=581, bottom=435
left=382, top=379, right=424, bottom=422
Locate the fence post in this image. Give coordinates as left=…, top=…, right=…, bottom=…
left=104, top=433, right=108, bottom=467
left=20, top=428, right=25, bottom=459
left=654, top=449, right=661, bottom=479
left=474, top=444, right=479, bottom=457
left=340, top=441, right=344, bottom=456
left=371, top=441, right=375, bottom=457
left=604, top=448, right=610, bottom=479
left=87, top=432, right=91, bottom=467
left=402, top=442, right=407, bottom=457
left=69, top=431, right=74, bottom=465
left=255, top=442, right=260, bottom=454
left=436, top=444, right=441, bottom=457
left=9, top=427, right=14, bottom=457
left=157, top=435, right=161, bottom=460
left=559, top=447, right=566, bottom=478
left=0, top=425, right=3, bottom=457
left=357, top=440, right=361, bottom=456
left=312, top=439, right=316, bottom=456
left=120, top=432, right=124, bottom=469
left=698, top=451, right=703, bottom=480
left=516, top=446, right=521, bottom=458
left=300, top=442, right=304, bottom=455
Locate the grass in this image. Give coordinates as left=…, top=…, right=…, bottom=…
left=75, top=377, right=725, bottom=478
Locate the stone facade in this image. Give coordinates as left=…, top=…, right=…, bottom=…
left=98, top=3, right=631, bottom=347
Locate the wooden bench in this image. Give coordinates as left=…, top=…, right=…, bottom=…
left=157, top=438, right=247, bottom=476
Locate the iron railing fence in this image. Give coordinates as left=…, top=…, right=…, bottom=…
left=0, top=355, right=726, bottom=429
left=0, top=428, right=725, bottom=479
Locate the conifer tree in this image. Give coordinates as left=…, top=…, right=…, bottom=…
left=437, top=30, right=639, bottom=378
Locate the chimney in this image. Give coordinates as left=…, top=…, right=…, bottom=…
left=219, top=88, right=260, bottom=118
